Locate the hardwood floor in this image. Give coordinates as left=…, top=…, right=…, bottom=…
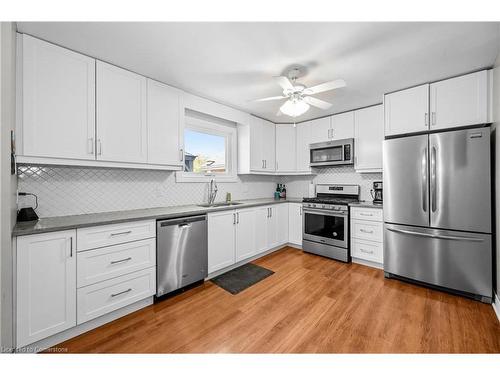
left=53, top=247, right=500, bottom=353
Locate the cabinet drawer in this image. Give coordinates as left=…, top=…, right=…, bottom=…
left=351, top=207, right=383, bottom=222
left=77, top=267, right=156, bottom=324
left=77, top=238, right=156, bottom=287
left=351, top=219, right=383, bottom=242
left=77, top=220, right=156, bottom=251
left=351, top=239, right=383, bottom=264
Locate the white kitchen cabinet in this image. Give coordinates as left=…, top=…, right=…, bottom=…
left=147, top=79, right=183, bottom=167
left=249, top=115, right=264, bottom=171
left=309, top=117, right=332, bottom=144
left=244, top=115, right=276, bottom=173
left=235, top=208, right=257, bottom=262
left=19, top=34, right=96, bottom=160
left=354, top=105, right=384, bottom=172
left=275, top=204, right=289, bottom=245
left=16, top=230, right=77, bottom=347
left=350, top=207, right=383, bottom=266
left=275, top=124, right=296, bottom=172
left=384, top=84, right=429, bottom=136
left=429, top=70, right=490, bottom=130
left=208, top=211, right=236, bottom=273
left=262, top=119, right=276, bottom=172
left=330, top=111, right=354, bottom=140
left=295, top=121, right=312, bottom=172
left=255, top=206, right=270, bottom=255
left=288, top=203, right=303, bottom=246
left=255, top=205, right=288, bottom=253
left=96, top=61, right=147, bottom=163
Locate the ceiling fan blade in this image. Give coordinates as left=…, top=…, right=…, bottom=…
left=303, top=96, right=333, bottom=110
left=251, top=95, right=287, bottom=102
left=274, top=76, right=295, bottom=91
left=304, top=79, right=346, bottom=95
left=276, top=108, right=282, bottom=117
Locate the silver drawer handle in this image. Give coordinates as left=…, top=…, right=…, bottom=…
left=360, top=213, right=373, bottom=216
left=360, top=229, right=374, bottom=234
left=110, top=257, right=132, bottom=265
left=360, top=248, right=374, bottom=254
left=111, top=288, right=132, bottom=298
left=110, top=230, right=132, bottom=237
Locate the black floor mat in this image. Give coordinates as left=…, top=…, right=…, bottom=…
left=211, top=263, right=274, bottom=295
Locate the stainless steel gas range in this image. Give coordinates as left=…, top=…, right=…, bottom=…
left=302, top=184, right=360, bottom=262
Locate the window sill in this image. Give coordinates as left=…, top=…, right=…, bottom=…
left=175, top=172, right=239, bottom=183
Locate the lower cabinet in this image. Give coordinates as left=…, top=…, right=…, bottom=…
left=288, top=203, right=303, bottom=246
left=208, top=203, right=290, bottom=274
left=16, top=230, right=77, bottom=348
left=350, top=207, right=384, bottom=265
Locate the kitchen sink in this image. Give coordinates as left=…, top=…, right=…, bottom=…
left=197, top=202, right=244, bottom=208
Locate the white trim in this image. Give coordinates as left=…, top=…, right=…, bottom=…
left=493, top=293, right=500, bottom=323
left=352, top=257, right=384, bottom=270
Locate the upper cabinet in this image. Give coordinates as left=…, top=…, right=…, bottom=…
left=240, top=115, right=276, bottom=173
left=262, top=119, right=276, bottom=172
left=354, top=105, right=383, bottom=173
left=429, top=70, right=489, bottom=130
left=384, top=84, right=429, bottom=136
left=96, top=61, right=147, bottom=163
left=19, top=34, right=96, bottom=160
left=384, top=70, right=491, bottom=137
left=295, top=121, right=312, bottom=173
left=309, top=117, right=331, bottom=144
left=146, top=79, right=183, bottom=167
left=330, top=111, right=354, bottom=140
left=275, top=124, right=296, bottom=173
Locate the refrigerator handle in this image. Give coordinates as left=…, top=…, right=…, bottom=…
left=430, top=146, right=437, bottom=213
left=386, top=227, right=484, bottom=242
left=421, top=147, right=428, bottom=213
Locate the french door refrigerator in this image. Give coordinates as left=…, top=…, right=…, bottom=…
left=383, top=127, right=492, bottom=303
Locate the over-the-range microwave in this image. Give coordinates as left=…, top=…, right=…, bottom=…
left=309, top=138, right=354, bottom=167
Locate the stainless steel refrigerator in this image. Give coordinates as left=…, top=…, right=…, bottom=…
left=383, top=127, right=492, bottom=303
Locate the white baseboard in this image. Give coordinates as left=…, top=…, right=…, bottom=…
left=15, top=297, right=153, bottom=353
left=352, top=257, right=383, bottom=270
left=493, top=293, right=500, bottom=323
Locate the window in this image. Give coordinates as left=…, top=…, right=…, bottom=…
left=176, top=112, right=237, bottom=182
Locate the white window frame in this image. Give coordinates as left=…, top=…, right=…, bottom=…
left=176, top=116, right=238, bottom=183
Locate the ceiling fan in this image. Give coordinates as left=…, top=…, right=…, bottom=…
left=253, top=67, right=346, bottom=118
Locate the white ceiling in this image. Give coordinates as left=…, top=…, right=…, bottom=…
left=17, top=22, right=500, bottom=123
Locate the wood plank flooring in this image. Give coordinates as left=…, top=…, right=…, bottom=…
left=53, top=247, right=500, bottom=353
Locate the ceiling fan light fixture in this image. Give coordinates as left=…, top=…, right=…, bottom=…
left=280, top=98, right=310, bottom=117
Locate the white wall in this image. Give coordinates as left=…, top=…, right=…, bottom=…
left=0, top=22, right=18, bottom=351
left=492, top=48, right=500, bottom=299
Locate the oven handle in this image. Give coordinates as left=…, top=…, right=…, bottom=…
left=303, top=208, right=348, bottom=217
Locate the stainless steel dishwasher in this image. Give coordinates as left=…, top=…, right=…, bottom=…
left=156, top=215, right=208, bottom=298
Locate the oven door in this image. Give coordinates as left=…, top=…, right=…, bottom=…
left=303, top=208, right=348, bottom=248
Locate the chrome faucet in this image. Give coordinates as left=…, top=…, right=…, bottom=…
left=208, top=178, right=218, bottom=205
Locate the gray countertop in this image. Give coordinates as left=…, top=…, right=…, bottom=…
left=349, top=201, right=383, bottom=209
left=13, top=197, right=303, bottom=237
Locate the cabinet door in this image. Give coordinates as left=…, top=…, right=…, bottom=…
left=255, top=206, right=270, bottom=254
left=16, top=230, right=76, bottom=347
left=309, top=117, right=332, bottom=144
left=249, top=115, right=264, bottom=171
left=147, top=79, right=182, bottom=166
left=384, top=84, right=429, bottom=136
left=96, top=61, right=147, bottom=163
left=275, top=204, right=289, bottom=245
left=21, top=35, right=96, bottom=160
left=235, top=208, right=257, bottom=262
left=208, top=211, right=236, bottom=273
left=267, top=206, right=279, bottom=248
left=430, top=70, right=489, bottom=130
left=275, top=124, right=296, bottom=172
left=296, top=121, right=312, bottom=172
left=262, top=119, right=276, bottom=171
left=288, top=203, right=303, bottom=246
left=331, top=111, right=354, bottom=140
left=354, top=105, right=384, bottom=172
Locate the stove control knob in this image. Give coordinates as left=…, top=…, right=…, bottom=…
left=322, top=204, right=326, bottom=209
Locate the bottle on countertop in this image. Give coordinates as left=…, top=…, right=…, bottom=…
left=274, top=183, right=281, bottom=200
left=280, top=185, right=286, bottom=199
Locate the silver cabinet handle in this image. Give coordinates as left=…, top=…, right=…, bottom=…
left=237, top=212, right=240, bottom=224
left=180, top=148, right=184, bottom=162
left=386, top=227, right=484, bottom=242
left=300, top=206, right=302, bottom=216
left=97, top=139, right=102, bottom=155
left=431, top=111, right=436, bottom=125
left=422, top=147, right=428, bottom=213
left=270, top=207, right=273, bottom=217
left=276, top=161, right=278, bottom=170
left=70, top=237, right=73, bottom=257
left=359, top=213, right=373, bottom=217
left=262, top=160, right=264, bottom=169
left=360, top=229, right=374, bottom=234
left=233, top=213, right=236, bottom=225
left=87, top=138, right=94, bottom=154
left=110, top=257, right=132, bottom=264
left=110, top=230, right=132, bottom=237
left=360, top=248, right=374, bottom=254
left=111, top=288, right=132, bottom=298
left=424, top=113, right=428, bottom=127
left=430, top=146, right=437, bottom=213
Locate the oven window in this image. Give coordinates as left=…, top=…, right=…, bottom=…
left=311, top=146, right=343, bottom=163
left=304, top=212, right=345, bottom=242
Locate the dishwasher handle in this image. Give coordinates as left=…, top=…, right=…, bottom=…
left=158, top=215, right=206, bottom=227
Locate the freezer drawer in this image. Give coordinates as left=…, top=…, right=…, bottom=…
left=384, top=223, right=492, bottom=300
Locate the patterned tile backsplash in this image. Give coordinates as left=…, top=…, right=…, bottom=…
left=17, top=165, right=382, bottom=218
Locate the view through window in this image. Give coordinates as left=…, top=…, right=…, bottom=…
left=184, top=129, right=227, bottom=173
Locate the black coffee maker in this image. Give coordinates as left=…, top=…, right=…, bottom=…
left=371, top=181, right=383, bottom=205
